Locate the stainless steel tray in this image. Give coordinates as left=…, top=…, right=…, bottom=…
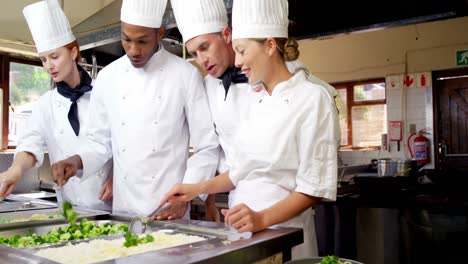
left=0, top=207, right=109, bottom=230
left=0, top=199, right=57, bottom=213
left=0, top=214, right=304, bottom=264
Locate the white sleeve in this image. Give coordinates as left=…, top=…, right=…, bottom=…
left=295, top=90, right=340, bottom=201
left=77, top=72, right=113, bottom=179
left=182, top=67, right=220, bottom=200
left=15, top=99, right=47, bottom=167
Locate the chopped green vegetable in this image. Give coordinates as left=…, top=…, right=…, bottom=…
left=62, top=201, right=78, bottom=226
left=318, top=256, right=352, bottom=264
left=0, top=220, right=128, bottom=248
left=123, top=231, right=154, bottom=248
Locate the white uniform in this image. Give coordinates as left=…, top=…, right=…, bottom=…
left=78, top=46, right=220, bottom=216
left=228, top=71, right=340, bottom=258
left=17, top=89, right=112, bottom=211
left=204, top=76, right=256, bottom=173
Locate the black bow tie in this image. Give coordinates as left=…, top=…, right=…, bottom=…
left=218, top=67, right=248, bottom=100
left=56, top=65, right=93, bottom=136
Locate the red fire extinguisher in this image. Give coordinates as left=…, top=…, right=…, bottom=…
left=407, top=130, right=430, bottom=165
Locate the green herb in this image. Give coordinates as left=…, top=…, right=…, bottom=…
left=62, top=201, right=78, bottom=226
left=0, top=218, right=128, bottom=248
left=123, top=232, right=154, bottom=248
left=318, top=256, right=351, bottom=264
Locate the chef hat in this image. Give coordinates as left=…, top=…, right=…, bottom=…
left=232, top=0, right=289, bottom=40
left=121, top=0, right=168, bottom=28
left=172, top=0, right=228, bottom=43
left=23, top=0, right=75, bottom=54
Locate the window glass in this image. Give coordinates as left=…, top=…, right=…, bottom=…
left=336, top=89, right=348, bottom=145
left=353, top=82, right=385, bottom=101
left=351, top=104, right=387, bottom=147
left=9, top=62, right=50, bottom=146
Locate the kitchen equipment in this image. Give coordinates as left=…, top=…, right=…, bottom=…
left=377, top=159, right=417, bottom=176
left=129, top=202, right=171, bottom=234
left=0, top=215, right=302, bottom=264
left=285, top=256, right=363, bottom=264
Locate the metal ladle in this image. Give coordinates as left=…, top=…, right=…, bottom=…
left=129, top=202, right=171, bottom=234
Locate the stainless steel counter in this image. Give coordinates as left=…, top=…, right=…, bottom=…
left=0, top=214, right=303, bottom=264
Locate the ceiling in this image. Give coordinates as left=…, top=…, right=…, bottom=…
left=1, top=0, right=467, bottom=62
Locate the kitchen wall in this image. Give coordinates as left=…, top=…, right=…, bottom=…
left=299, top=16, right=468, bottom=167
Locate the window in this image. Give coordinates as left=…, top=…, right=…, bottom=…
left=334, top=79, right=387, bottom=148
left=2, top=57, right=50, bottom=149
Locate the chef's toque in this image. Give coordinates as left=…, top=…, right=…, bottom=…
left=23, top=0, right=75, bottom=54
left=232, top=0, right=289, bottom=40
left=171, top=0, right=228, bottom=43
left=121, top=0, right=168, bottom=28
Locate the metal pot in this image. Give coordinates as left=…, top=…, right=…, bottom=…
left=377, top=159, right=417, bottom=176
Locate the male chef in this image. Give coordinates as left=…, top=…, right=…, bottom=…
left=52, top=0, right=219, bottom=218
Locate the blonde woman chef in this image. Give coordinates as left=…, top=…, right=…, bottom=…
left=162, top=0, right=340, bottom=259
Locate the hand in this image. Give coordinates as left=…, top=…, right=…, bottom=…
left=0, top=167, right=22, bottom=199
left=160, top=183, right=202, bottom=206
left=99, top=175, right=113, bottom=201
left=51, top=155, right=82, bottom=187
left=150, top=201, right=189, bottom=220
left=204, top=194, right=220, bottom=222
left=221, top=203, right=267, bottom=233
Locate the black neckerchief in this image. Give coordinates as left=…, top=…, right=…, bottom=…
left=218, top=67, right=248, bottom=100
left=56, top=65, right=92, bottom=136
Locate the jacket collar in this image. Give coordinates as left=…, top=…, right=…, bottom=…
left=124, top=43, right=166, bottom=72
left=270, top=69, right=306, bottom=96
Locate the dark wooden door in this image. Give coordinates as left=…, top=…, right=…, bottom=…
left=434, top=69, right=468, bottom=172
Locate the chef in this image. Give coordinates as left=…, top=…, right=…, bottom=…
left=162, top=0, right=340, bottom=258
left=51, top=0, right=220, bottom=218
left=171, top=0, right=339, bottom=222
left=0, top=0, right=112, bottom=211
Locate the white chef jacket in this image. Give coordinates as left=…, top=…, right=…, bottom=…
left=16, top=89, right=112, bottom=212
left=228, top=70, right=340, bottom=258
left=204, top=77, right=256, bottom=173
left=78, top=46, right=220, bottom=216
left=205, top=61, right=337, bottom=173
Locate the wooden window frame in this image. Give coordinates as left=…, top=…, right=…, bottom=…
left=333, top=78, right=386, bottom=149
left=1, top=54, right=43, bottom=150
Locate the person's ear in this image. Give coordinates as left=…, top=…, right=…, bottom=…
left=221, top=26, right=232, bottom=44
left=71, top=46, right=78, bottom=61
left=264, top=38, right=277, bottom=57
left=156, top=26, right=166, bottom=42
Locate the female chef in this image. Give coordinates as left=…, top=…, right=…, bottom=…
left=0, top=0, right=112, bottom=211
left=162, top=0, right=339, bottom=258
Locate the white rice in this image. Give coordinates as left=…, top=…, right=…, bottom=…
left=35, top=231, right=206, bottom=264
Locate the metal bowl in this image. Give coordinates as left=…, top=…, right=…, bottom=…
left=285, top=257, right=363, bottom=264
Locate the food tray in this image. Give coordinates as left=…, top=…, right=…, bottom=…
left=0, top=207, right=109, bottom=230
left=0, top=199, right=57, bottom=213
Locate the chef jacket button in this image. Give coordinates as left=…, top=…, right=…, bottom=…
left=152, top=148, right=156, bottom=152
left=59, top=129, right=64, bottom=134
left=121, top=122, right=125, bottom=126
left=259, top=99, right=263, bottom=104
left=121, top=148, right=126, bottom=152
left=158, top=95, right=162, bottom=100
left=122, top=96, right=126, bottom=100
left=152, top=176, right=155, bottom=179
left=124, top=176, right=127, bottom=180
left=153, top=121, right=158, bottom=125
left=284, top=99, right=289, bottom=104
left=219, top=81, right=222, bottom=85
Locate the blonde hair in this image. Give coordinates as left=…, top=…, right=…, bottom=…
left=253, top=38, right=299, bottom=61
